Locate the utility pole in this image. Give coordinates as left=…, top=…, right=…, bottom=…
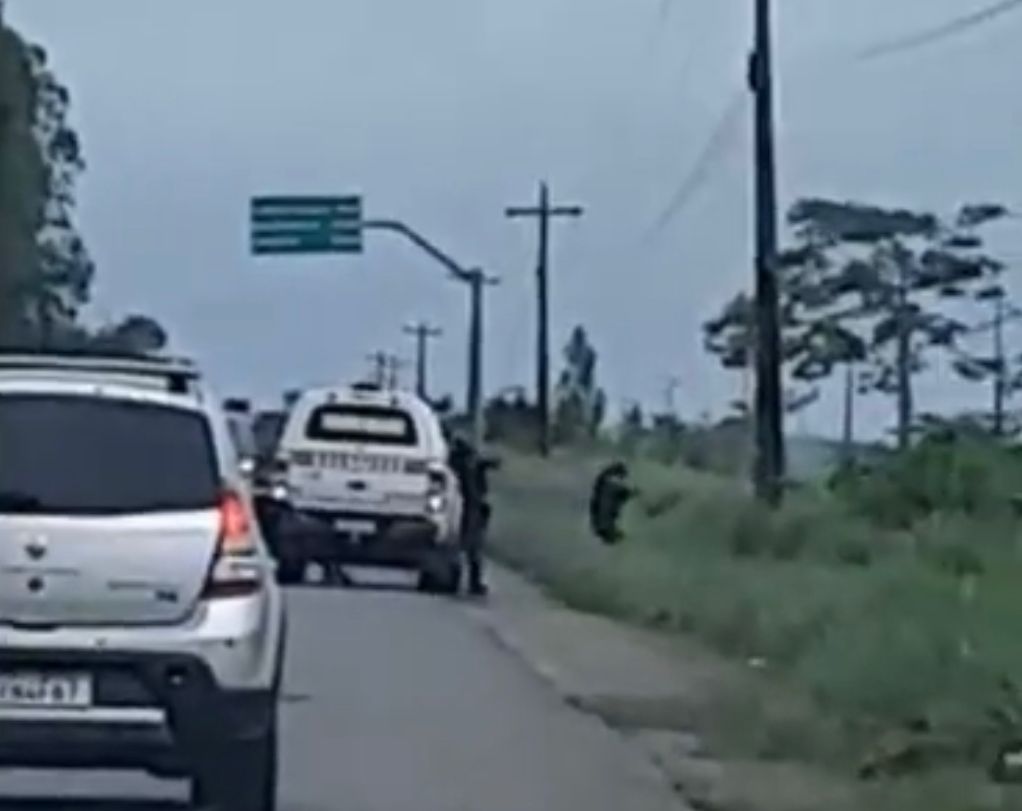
left=749, top=0, right=786, bottom=502
left=506, top=182, right=584, bottom=457
left=893, top=248, right=913, bottom=452
left=386, top=355, right=403, bottom=391
left=367, top=351, right=403, bottom=390
left=664, top=376, right=682, bottom=416
left=841, top=361, right=856, bottom=464
left=993, top=294, right=1006, bottom=437
left=367, top=351, right=387, bottom=388
left=465, top=270, right=498, bottom=448
left=403, top=321, right=442, bottom=401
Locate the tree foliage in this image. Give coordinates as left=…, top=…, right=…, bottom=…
left=553, top=325, right=606, bottom=443
left=28, top=43, right=94, bottom=336
left=705, top=197, right=1008, bottom=445
left=0, top=18, right=167, bottom=354
left=484, top=386, right=536, bottom=448
left=0, top=19, right=46, bottom=343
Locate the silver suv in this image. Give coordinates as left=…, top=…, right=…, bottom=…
left=0, top=353, right=286, bottom=810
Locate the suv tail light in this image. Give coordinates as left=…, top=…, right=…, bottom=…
left=426, top=468, right=448, bottom=514
left=204, top=489, right=262, bottom=599
left=427, top=469, right=446, bottom=493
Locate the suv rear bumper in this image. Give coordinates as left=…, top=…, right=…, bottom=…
left=0, top=648, right=275, bottom=781
left=261, top=502, right=446, bottom=567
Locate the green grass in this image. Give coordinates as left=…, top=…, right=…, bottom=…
left=489, top=446, right=1022, bottom=790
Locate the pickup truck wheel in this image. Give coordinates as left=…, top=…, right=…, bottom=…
left=276, top=560, right=305, bottom=585
left=418, top=555, right=461, bottom=595
left=189, top=778, right=209, bottom=808
left=416, top=570, right=437, bottom=593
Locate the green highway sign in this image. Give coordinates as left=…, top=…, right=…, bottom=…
left=250, top=195, right=363, bottom=255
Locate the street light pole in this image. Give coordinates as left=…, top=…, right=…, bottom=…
left=749, top=0, right=786, bottom=503
left=466, top=271, right=485, bottom=447
left=361, top=219, right=497, bottom=449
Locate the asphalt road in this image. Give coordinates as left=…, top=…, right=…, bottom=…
left=0, top=575, right=683, bottom=811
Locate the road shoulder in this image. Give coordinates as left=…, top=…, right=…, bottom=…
left=471, top=563, right=863, bottom=811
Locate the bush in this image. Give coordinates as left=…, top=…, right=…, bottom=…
left=832, top=431, right=1022, bottom=528
left=489, top=444, right=1022, bottom=778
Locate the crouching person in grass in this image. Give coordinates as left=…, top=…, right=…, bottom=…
left=589, top=461, right=637, bottom=545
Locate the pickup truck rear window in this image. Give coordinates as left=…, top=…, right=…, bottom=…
left=305, top=404, right=418, bottom=447
left=0, top=394, right=219, bottom=515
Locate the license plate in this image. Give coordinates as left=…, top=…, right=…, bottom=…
left=0, top=672, right=93, bottom=709
left=334, top=519, right=376, bottom=535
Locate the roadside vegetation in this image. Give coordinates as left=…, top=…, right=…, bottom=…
left=486, top=305, right=1022, bottom=806
left=490, top=436, right=1022, bottom=805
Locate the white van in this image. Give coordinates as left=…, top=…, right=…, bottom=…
left=267, top=383, right=464, bottom=591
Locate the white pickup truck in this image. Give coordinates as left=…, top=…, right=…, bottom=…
left=264, top=382, right=464, bottom=592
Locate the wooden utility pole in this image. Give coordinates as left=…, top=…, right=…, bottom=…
left=749, top=0, right=786, bottom=503
left=403, top=321, right=442, bottom=401
left=506, top=182, right=584, bottom=456
left=367, top=351, right=387, bottom=388
left=993, top=294, right=1007, bottom=436
left=842, top=361, right=856, bottom=463
left=894, top=249, right=913, bottom=452
left=664, top=376, right=682, bottom=416
left=367, top=351, right=403, bottom=390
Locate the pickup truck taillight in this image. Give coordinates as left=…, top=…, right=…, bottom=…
left=426, top=469, right=448, bottom=514
left=204, top=489, right=263, bottom=599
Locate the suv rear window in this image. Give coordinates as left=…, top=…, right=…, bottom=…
left=227, top=415, right=257, bottom=459
left=305, top=404, right=418, bottom=446
left=253, top=410, right=286, bottom=462
left=0, top=394, right=220, bottom=515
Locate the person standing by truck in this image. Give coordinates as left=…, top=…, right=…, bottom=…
left=449, top=436, right=491, bottom=597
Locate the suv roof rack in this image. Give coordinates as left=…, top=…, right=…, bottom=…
left=0, top=352, right=201, bottom=394
left=223, top=397, right=252, bottom=413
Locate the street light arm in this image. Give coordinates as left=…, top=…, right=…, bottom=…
left=360, top=218, right=472, bottom=283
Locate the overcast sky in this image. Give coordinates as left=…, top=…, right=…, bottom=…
left=7, top=0, right=1022, bottom=438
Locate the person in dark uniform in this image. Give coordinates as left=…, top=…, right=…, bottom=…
left=589, top=461, right=636, bottom=545
left=449, top=436, right=491, bottom=597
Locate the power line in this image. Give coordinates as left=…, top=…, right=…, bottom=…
left=643, top=0, right=1022, bottom=240
left=647, top=87, right=746, bottom=238
left=857, top=0, right=1022, bottom=61
left=635, top=0, right=1022, bottom=274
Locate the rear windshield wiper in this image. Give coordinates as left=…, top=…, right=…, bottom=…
left=0, top=491, right=46, bottom=513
